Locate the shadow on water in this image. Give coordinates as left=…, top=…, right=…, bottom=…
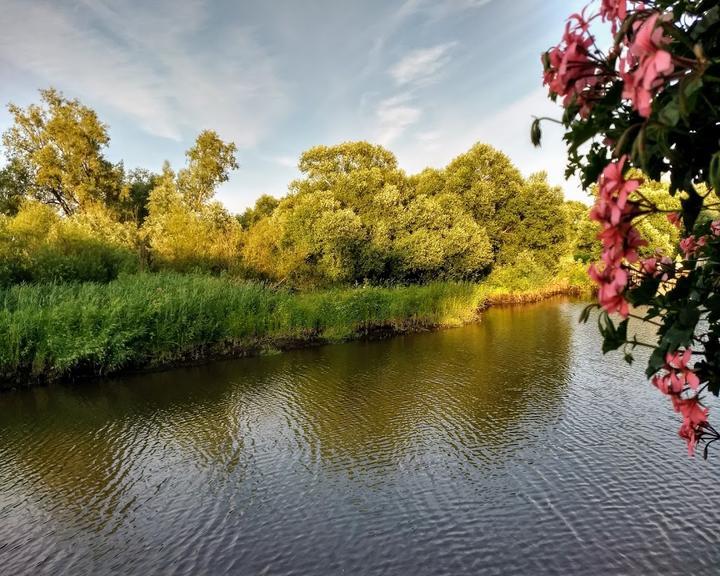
left=0, top=298, right=718, bottom=575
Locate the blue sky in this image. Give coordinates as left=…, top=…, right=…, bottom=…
left=0, top=0, right=591, bottom=212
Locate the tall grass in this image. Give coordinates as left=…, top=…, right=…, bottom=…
left=0, top=269, right=590, bottom=386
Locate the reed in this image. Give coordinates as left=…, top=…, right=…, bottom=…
left=0, top=271, right=590, bottom=387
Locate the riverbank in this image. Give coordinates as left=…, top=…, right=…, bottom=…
left=0, top=271, right=591, bottom=388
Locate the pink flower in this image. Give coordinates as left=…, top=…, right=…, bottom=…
left=600, top=0, right=627, bottom=32
left=589, top=262, right=630, bottom=317
left=672, top=396, right=709, bottom=456
left=542, top=15, right=602, bottom=116
left=588, top=157, right=647, bottom=317
left=650, top=349, right=708, bottom=455
left=667, top=212, right=682, bottom=228
left=621, top=13, right=674, bottom=117
left=711, top=220, right=720, bottom=236
left=679, top=235, right=707, bottom=258
left=639, top=257, right=657, bottom=275
left=652, top=349, right=700, bottom=394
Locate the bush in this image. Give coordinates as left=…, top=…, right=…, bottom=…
left=0, top=202, right=138, bottom=285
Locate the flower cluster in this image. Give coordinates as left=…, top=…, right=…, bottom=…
left=675, top=396, right=710, bottom=456
left=599, top=0, right=627, bottom=32
left=666, top=212, right=682, bottom=227
left=651, top=349, right=708, bottom=456
left=621, top=13, right=675, bottom=117
left=679, top=234, right=707, bottom=259
left=542, top=14, right=602, bottom=117
left=711, top=220, right=720, bottom=237
left=638, top=254, right=673, bottom=279
left=588, top=156, right=646, bottom=317
left=652, top=349, right=700, bottom=393
left=541, top=0, right=720, bottom=457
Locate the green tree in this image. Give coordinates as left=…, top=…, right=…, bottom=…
left=442, top=143, right=525, bottom=252
left=243, top=191, right=366, bottom=286
left=0, top=159, right=29, bottom=216
left=142, top=134, right=242, bottom=272
left=0, top=201, right=137, bottom=285
left=392, top=193, right=493, bottom=281
left=291, top=141, right=407, bottom=210
left=177, top=130, right=238, bottom=211
left=121, top=168, right=158, bottom=225
left=1, top=88, right=124, bottom=216
left=497, top=172, right=568, bottom=268
left=238, top=194, right=279, bottom=229
left=563, top=200, right=599, bottom=263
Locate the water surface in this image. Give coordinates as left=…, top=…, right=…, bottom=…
left=1, top=299, right=718, bottom=575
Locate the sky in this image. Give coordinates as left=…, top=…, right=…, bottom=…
left=0, top=0, right=593, bottom=213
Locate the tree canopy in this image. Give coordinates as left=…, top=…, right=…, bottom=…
left=0, top=87, right=645, bottom=291
left=2, top=88, right=124, bottom=216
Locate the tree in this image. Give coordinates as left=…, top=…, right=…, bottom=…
left=392, top=193, right=493, bottom=281
left=242, top=140, right=575, bottom=287
left=0, top=201, right=137, bottom=285
left=496, top=172, right=568, bottom=268
left=1, top=88, right=124, bottom=216
left=177, top=130, right=238, bottom=211
left=142, top=134, right=242, bottom=272
left=563, top=200, right=600, bottom=263
left=121, top=168, right=159, bottom=225
left=0, top=159, right=29, bottom=216
left=291, top=141, right=407, bottom=210
left=537, top=0, right=720, bottom=457
left=238, top=194, right=279, bottom=229
left=442, top=143, right=525, bottom=253
left=243, top=191, right=366, bottom=286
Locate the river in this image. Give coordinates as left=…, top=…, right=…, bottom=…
left=1, top=298, right=718, bottom=575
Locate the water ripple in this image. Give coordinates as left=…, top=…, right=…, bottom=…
left=0, top=298, right=718, bottom=575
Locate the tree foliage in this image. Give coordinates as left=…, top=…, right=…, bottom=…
left=242, top=141, right=567, bottom=286
left=142, top=133, right=242, bottom=272
left=1, top=88, right=124, bottom=216
left=0, top=89, right=629, bottom=299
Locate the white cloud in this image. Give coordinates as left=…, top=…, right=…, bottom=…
left=390, top=43, right=457, bottom=86
left=374, top=42, right=456, bottom=147
left=392, top=0, right=493, bottom=22
left=271, top=155, right=298, bottom=169
left=375, top=94, right=421, bottom=145
left=0, top=0, right=287, bottom=147
left=417, top=130, right=441, bottom=145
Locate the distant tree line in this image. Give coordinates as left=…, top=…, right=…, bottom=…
left=0, top=89, right=678, bottom=288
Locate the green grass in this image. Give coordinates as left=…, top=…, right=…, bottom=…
left=0, top=269, right=590, bottom=386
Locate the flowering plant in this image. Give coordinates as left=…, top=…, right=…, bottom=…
left=535, top=0, right=720, bottom=456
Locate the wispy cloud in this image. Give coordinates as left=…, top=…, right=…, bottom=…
left=271, top=155, right=298, bottom=169
left=393, top=0, right=493, bottom=22
left=390, top=42, right=457, bottom=86
left=416, top=130, right=442, bottom=150
left=374, top=42, right=456, bottom=145
left=0, top=0, right=287, bottom=146
left=375, top=94, right=421, bottom=146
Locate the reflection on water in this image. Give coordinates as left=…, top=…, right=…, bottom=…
left=0, top=298, right=718, bottom=575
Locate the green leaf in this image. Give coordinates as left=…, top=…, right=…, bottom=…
left=709, top=151, right=720, bottom=197
left=646, top=345, right=667, bottom=377
left=679, top=76, right=703, bottom=119
left=626, top=278, right=661, bottom=306
left=568, top=120, right=598, bottom=153
left=600, top=315, right=629, bottom=354
left=659, top=99, right=680, bottom=127
left=530, top=118, right=542, bottom=148
left=579, top=303, right=598, bottom=324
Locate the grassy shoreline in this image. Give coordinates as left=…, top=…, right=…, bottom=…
left=0, top=272, right=589, bottom=389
